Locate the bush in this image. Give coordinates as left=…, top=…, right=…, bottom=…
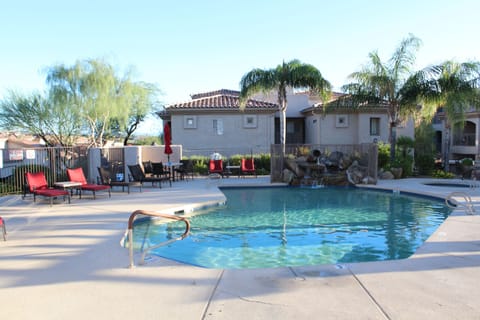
left=432, top=170, right=455, bottom=179
left=461, top=158, right=473, bottom=166
left=377, top=142, right=390, bottom=169
left=391, top=155, right=413, bottom=178
left=415, top=154, right=435, bottom=175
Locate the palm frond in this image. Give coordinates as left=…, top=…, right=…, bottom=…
left=239, top=68, right=277, bottom=109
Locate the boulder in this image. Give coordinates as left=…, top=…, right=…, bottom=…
left=379, top=171, right=395, bottom=180
left=282, top=169, right=295, bottom=183
left=284, top=158, right=305, bottom=178
left=346, top=160, right=370, bottom=185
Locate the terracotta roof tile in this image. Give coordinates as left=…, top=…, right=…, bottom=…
left=165, top=89, right=278, bottom=111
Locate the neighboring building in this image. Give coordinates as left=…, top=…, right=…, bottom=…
left=158, top=89, right=278, bottom=157
left=158, top=89, right=415, bottom=157
left=434, top=107, right=480, bottom=162
left=302, top=93, right=414, bottom=146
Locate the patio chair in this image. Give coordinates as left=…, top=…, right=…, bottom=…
left=142, top=161, right=154, bottom=176
left=97, top=167, right=140, bottom=193
left=0, top=216, right=7, bottom=241
left=208, top=159, right=224, bottom=176
left=24, top=171, right=71, bottom=206
left=67, top=167, right=111, bottom=199
left=175, top=159, right=194, bottom=181
left=151, top=162, right=172, bottom=183
left=128, top=164, right=171, bottom=188
left=241, top=158, right=257, bottom=177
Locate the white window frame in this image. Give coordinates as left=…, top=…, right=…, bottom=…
left=335, top=114, right=348, bottom=128
left=243, top=115, right=257, bottom=128
left=184, top=116, right=197, bottom=129
left=213, top=119, right=224, bottom=135
left=370, top=117, right=380, bottom=136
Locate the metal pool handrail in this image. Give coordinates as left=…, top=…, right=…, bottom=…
left=127, top=210, right=191, bottom=268
left=445, top=192, right=475, bottom=215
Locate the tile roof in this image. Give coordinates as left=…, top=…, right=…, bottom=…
left=165, top=89, right=278, bottom=111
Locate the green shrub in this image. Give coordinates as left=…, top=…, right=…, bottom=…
left=377, top=142, right=390, bottom=169
left=431, top=170, right=455, bottom=179
left=461, top=158, right=473, bottom=166
left=391, top=155, right=413, bottom=178
left=415, top=154, right=435, bottom=175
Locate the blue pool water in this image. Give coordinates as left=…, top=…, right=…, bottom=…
left=131, top=187, right=452, bottom=269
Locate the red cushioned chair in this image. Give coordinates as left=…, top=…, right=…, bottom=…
left=241, top=158, right=257, bottom=177
left=67, top=167, right=111, bottom=199
left=208, top=159, right=224, bottom=176
left=25, top=172, right=71, bottom=206
left=0, top=217, right=7, bottom=241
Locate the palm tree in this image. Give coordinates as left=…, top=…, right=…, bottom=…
left=402, top=60, right=480, bottom=171
left=342, top=34, right=422, bottom=161
left=239, top=59, right=331, bottom=152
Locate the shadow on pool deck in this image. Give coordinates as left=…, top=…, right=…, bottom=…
left=1, top=177, right=480, bottom=319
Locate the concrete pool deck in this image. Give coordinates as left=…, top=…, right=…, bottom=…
left=1, top=177, right=480, bottom=319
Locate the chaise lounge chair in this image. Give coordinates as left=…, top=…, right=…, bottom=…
left=97, top=167, right=140, bottom=193
left=128, top=164, right=171, bottom=188
left=24, top=171, right=71, bottom=206
left=67, top=167, right=111, bottom=199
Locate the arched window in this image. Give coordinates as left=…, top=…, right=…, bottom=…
left=453, top=121, right=476, bottom=146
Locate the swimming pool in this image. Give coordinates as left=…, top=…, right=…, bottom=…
left=131, top=187, right=452, bottom=269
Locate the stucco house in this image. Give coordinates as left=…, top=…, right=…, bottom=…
left=433, top=107, right=480, bottom=163
left=159, top=89, right=278, bottom=157
left=158, top=89, right=415, bottom=157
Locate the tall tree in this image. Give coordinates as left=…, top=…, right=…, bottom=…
left=342, top=34, right=422, bottom=161
left=239, top=59, right=331, bottom=152
left=46, top=58, right=144, bottom=147
left=402, top=60, right=480, bottom=170
left=112, top=81, right=160, bottom=145
left=0, top=90, right=80, bottom=146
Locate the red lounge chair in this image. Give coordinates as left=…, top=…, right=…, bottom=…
left=0, top=217, right=6, bottom=241
left=25, top=172, right=71, bottom=206
left=209, top=159, right=224, bottom=176
left=67, top=167, right=111, bottom=199
left=241, top=158, right=257, bottom=177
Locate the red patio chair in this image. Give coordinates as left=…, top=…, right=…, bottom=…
left=208, top=159, right=224, bottom=176
left=67, top=167, right=111, bottom=199
left=25, top=172, right=71, bottom=206
left=241, top=158, right=257, bottom=177
left=0, top=217, right=6, bottom=241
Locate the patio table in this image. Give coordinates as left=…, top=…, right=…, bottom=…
left=164, top=162, right=182, bottom=181
left=54, top=181, right=82, bottom=196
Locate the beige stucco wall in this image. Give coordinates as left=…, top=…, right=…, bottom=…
left=171, top=113, right=275, bottom=157
left=140, top=145, right=182, bottom=163
left=305, top=112, right=414, bottom=146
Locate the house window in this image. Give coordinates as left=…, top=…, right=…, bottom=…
left=213, top=119, right=223, bottom=135
left=370, top=117, right=380, bottom=135
left=336, top=115, right=348, bottom=127
left=184, top=116, right=197, bottom=129
left=243, top=115, right=257, bottom=128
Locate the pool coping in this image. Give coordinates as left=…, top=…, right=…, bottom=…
left=1, top=176, right=480, bottom=319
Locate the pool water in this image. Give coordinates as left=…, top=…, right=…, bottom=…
left=131, top=187, right=452, bottom=269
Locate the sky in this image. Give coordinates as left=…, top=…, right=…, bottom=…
left=1, top=0, right=479, bottom=134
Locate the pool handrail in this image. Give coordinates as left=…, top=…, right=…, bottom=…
left=127, top=209, right=191, bottom=268
left=445, top=192, right=475, bottom=215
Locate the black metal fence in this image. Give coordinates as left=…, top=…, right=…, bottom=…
left=0, top=146, right=88, bottom=196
